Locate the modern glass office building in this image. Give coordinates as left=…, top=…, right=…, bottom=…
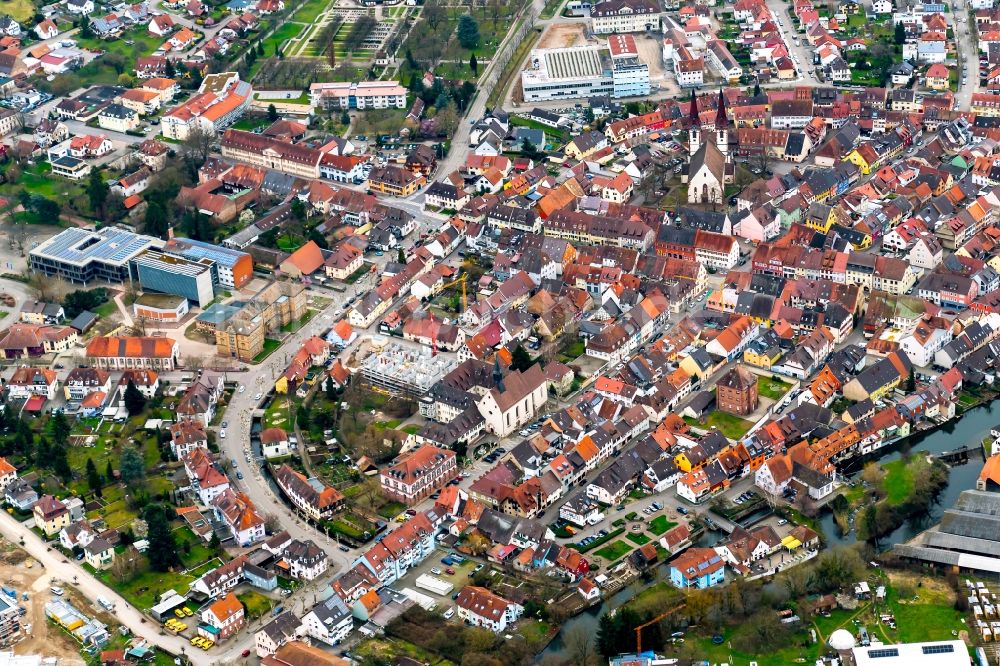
left=132, top=250, right=216, bottom=308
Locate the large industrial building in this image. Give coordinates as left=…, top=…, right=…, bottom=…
left=520, top=36, right=650, bottom=102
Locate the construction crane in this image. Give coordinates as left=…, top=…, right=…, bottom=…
left=634, top=603, right=686, bottom=654
left=430, top=274, right=468, bottom=356
left=440, top=273, right=468, bottom=313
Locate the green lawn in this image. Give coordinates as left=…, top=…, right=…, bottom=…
left=264, top=398, right=293, bottom=429
left=291, top=0, right=329, bottom=21
left=102, top=568, right=194, bottom=610
left=238, top=590, right=274, bottom=620
left=559, top=339, right=585, bottom=363
left=539, top=0, right=565, bottom=19
left=174, top=526, right=217, bottom=570
left=757, top=376, right=792, bottom=400
left=0, top=0, right=35, bottom=21
left=253, top=338, right=283, bottom=363
left=76, top=29, right=164, bottom=60
left=647, top=515, right=677, bottom=536
left=263, top=22, right=305, bottom=55
left=683, top=412, right=754, bottom=440
left=375, top=500, right=406, bottom=520
left=593, top=540, right=633, bottom=561
left=625, top=532, right=651, bottom=546
left=280, top=309, right=316, bottom=333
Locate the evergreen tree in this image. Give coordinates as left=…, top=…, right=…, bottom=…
left=470, top=53, right=478, bottom=75
left=268, top=103, right=278, bottom=122
left=50, top=411, right=70, bottom=447
left=105, top=460, right=115, bottom=485
left=325, top=377, right=336, bottom=400
left=753, top=79, right=761, bottom=97
left=143, top=201, right=169, bottom=239
left=457, top=15, right=480, bottom=50
left=397, top=247, right=405, bottom=263
left=51, top=443, right=70, bottom=482
left=86, top=168, right=109, bottom=218
left=894, top=21, right=906, bottom=45
left=143, top=504, right=180, bottom=571
left=209, top=531, right=221, bottom=553
left=120, top=447, right=146, bottom=488
left=165, top=58, right=176, bottom=78
left=86, top=458, right=102, bottom=497
left=124, top=379, right=146, bottom=416
left=906, top=366, right=916, bottom=392
left=340, top=110, right=350, bottom=125
left=510, top=344, right=534, bottom=372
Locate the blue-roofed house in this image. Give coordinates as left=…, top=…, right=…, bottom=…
left=669, top=548, right=725, bottom=589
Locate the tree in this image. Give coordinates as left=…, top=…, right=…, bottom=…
left=290, top=196, right=307, bottom=221
left=165, top=58, right=176, bottom=78
left=397, top=247, right=406, bottom=263
left=179, top=125, right=215, bottom=170
left=106, top=460, right=115, bottom=485
left=457, top=15, right=480, bottom=50
left=209, top=531, right=221, bottom=554
left=894, top=21, right=906, bottom=45
left=143, top=200, right=169, bottom=238
left=565, top=624, right=597, bottom=666
left=905, top=366, right=916, bottom=392
left=340, top=110, right=350, bottom=126
left=86, top=168, right=109, bottom=218
left=753, top=79, right=761, bottom=97
left=143, top=504, right=180, bottom=571
left=268, top=103, right=278, bottom=122
left=120, top=447, right=146, bottom=488
left=63, top=288, right=109, bottom=318
left=117, top=73, right=134, bottom=87
left=86, top=458, right=102, bottom=497
left=437, top=104, right=460, bottom=138
left=470, top=53, right=478, bottom=75
left=510, top=344, right=534, bottom=372
left=51, top=411, right=70, bottom=447
left=124, top=379, right=146, bottom=416
left=51, top=443, right=71, bottom=481
left=520, top=136, right=540, bottom=160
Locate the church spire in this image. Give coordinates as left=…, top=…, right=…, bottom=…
left=688, top=90, right=700, bottom=127
left=715, top=87, right=729, bottom=129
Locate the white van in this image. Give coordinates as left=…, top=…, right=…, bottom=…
left=97, top=596, right=114, bottom=611
left=49, top=587, right=63, bottom=596
left=443, top=607, right=455, bottom=619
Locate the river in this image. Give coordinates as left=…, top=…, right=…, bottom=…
left=540, top=400, right=1000, bottom=660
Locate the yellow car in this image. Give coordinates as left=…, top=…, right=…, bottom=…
left=199, top=640, right=214, bottom=650
left=190, top=637, right=202, bottom=646
left=174, top=609, right=186, bottom=618
left=181, top=607, right=193, bottom=617
left=164, top=619, right=178, bottom=628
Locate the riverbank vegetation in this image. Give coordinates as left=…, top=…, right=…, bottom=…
left=830, top=454, right=948, bottom=543
left=581, top=548, right=970, bottom=666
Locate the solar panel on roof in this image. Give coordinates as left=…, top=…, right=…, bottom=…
left=921, top=644, right=955, bottom=654
left=866, top=648, right=899, bottom=658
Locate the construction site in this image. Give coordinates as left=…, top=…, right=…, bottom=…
left=359, top=340, right=458, bottom=397
left=0, top=543, right=90, bottom=665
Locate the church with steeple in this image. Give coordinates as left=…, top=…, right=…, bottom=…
left=684, top=88, right=734, bottom=205
left=688, top=88, right=730, bottom=156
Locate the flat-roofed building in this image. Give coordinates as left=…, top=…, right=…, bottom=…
left=132, top=293, right=189, bottom=323
left=163, top=238, right=253, bottom=289
left=309, top=81, right=407, bottom=111
left=521, top=41, right=650, bottom=102
left=133, top=249, right=215, bottom=308
left=29, top=226, right=162, bottom=284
